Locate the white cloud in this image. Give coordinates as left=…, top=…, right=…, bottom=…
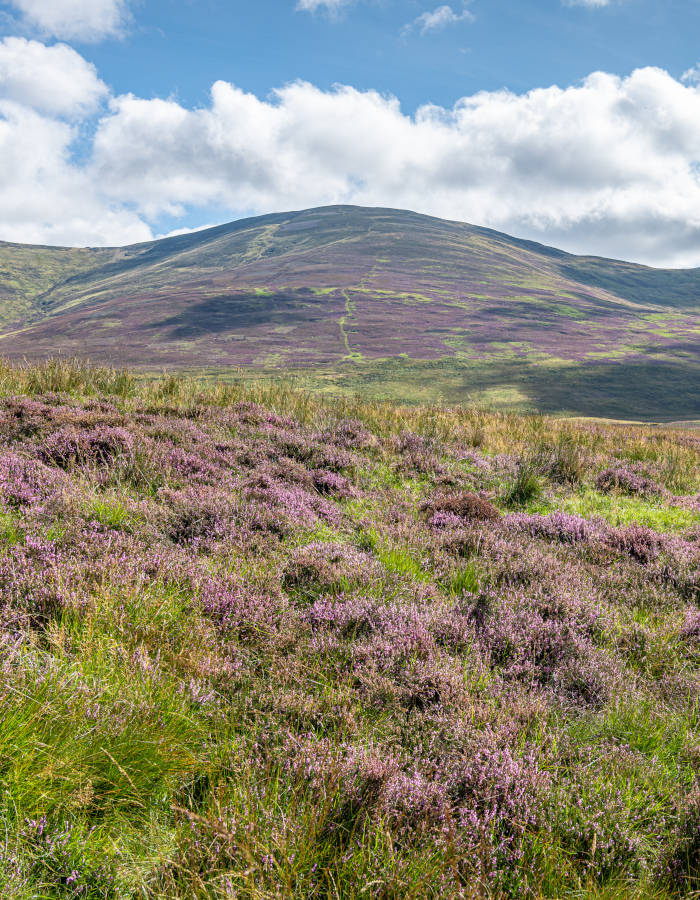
left=0, top=37, right=107, bottom=116
left=564, top=0, right=611, bottom=7
left=3, top=39, right=700, bottom=266
left=86, top=69, right=700, bottom=266
left=403, top=4, right=475, bottom=36
left=681, top=64, right=700, bottom=85
left=156, top=223, right=219, bottom=240
left=296, top=0, right=350, bottom=12
left=0, top=99, right=150, bottom=245
left=5, top=0, right=130, bottom=42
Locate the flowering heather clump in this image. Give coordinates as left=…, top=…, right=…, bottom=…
left=284, top=541, right=381, bottom=599
left=1, top=396, right=56, bottom=438
left=40, top=425, right=135, bottom=468
left=311, top=468, right=356, bottom=498
left=159, top=444, right=222, bottom=482
left=680, top=608, right=700, bottom=641
left=606, top=523, right=665, bottom=563
left=596, top=464, right=663, bottom=497
left=244, top=473, right=343, bottom=531
left=504, top=510, right=603, bottom=544
left=677, top=493, right=700, bottom=513
left=269, top=428, right=359, bottom=473
left=423, top=490, right=500, bottom=522
left=469, top=585, right=615, bottom=705
left=198, top=574, right=291, bottom=640
left=319, top=418, right=377, bottom=451
left=0, top=453, right=65, bottom=510
left=660, top=787, right=700, bottom=890
left=393, top=430, right=445, bottom=474
left=0, top=539, right=69, bottom=629
left=160, top=485, right=235, bottom=544
left=0, top=362, right=699, bottom=898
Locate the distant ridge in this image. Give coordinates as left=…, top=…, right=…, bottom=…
left=0, top=205, right=698, bottom=420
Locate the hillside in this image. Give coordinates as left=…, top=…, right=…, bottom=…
left=0, top=206, right=699, bottom=420
left=0, top=359, right=699, bottom=898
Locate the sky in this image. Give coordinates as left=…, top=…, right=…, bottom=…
left=1, top=0, right=700, bottom=265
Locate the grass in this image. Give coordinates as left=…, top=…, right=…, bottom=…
left=560, top=490, right=700, bottom=533
left=0, top=359, right=698, bottom=898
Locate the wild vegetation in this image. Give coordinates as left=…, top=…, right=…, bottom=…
left=1, top=206, right=698, bottom=420
left=0, top=358, right=699, bottom=898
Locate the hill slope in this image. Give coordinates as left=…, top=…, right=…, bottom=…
left=0, top=360, right=699, bottom=897
left=0, top=205, right=698, bottom=419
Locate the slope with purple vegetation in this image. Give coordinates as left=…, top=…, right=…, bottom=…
left=1, top=359, right=699, bottom=897
left=0, top=206, right=698, bottom=420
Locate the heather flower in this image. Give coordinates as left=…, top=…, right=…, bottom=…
left=606, top=523, right=664, bottom=563
left=428, top=510, right=466, bottom=529
left=393, top=431, right=445, bottom=474
left=659, top=786, right=700, bottom=890
left=284, top=542, right=381, bottom=599
left=468, top=585, right=615, bottom=704
left=269, top=428, right=359, bottom=472
left=596, top=465, right=663, bottom=497
left=504, top=511, right=603, bottom=544
left=40, top=425, right=135, bottom=468
left=319, top=419, right=376, bottom=451
left=159, top=485, right=236, bottom=544
left=423, top=491, right=500, bottom=522
left=0, top=452, right=65, bottom=510
left=311, top=468, right=356, bottom=498
left=160, top=444, right=221, bottom=482
left=1, top=396, right=58, bottom=437
left=244, top=474, right=343, bottom=530
left=198, top=575, right=291, bottom=640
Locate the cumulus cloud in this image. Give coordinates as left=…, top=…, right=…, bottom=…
left=5, top=0, right=130, bottom=41
left=0, top=37, right=107, bottom=116
left=0, top=99, right=150, bottom=245
left=85, top=69, right=700, bottom=266
left=403, top=4, right=475, bottom=36
left=3, top=38, right=700, bottom=265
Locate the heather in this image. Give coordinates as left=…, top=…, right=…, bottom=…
left=0, top=360, right=699, bottom=899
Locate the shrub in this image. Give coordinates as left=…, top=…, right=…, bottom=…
left=40, top=426, right=135, bottom=469
left=505, top=511, right=602, bottom=544
left=596, top=465, right=662, bottom=497
left=422, top=491, right=500, bottom=522
left=659, top=787, right=700, bottom=892
left=311, top=469, right=355, bottom=499
left=283, top=541, right=381, bottom=600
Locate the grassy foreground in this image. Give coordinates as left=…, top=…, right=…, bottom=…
left=0, top=359, right=699, bottom=899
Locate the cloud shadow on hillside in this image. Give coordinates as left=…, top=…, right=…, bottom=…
left=144, top=292, right=328, bottom=339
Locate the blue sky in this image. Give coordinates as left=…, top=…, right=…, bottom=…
left=1, top=0, right=700, bottom=265
left=84, top=0, right=700, bottom=112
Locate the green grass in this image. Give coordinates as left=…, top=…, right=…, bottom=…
left=559, top=490, right=700, bottom=532
left=85, top=496, right=141, bottom=532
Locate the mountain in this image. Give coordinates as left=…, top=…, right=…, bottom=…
left=0, top=205, right=698, bottom=420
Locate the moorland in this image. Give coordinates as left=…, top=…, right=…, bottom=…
left=0, top=206, right=698, bottom=421
left=0, top=359, right=699, bottom=898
